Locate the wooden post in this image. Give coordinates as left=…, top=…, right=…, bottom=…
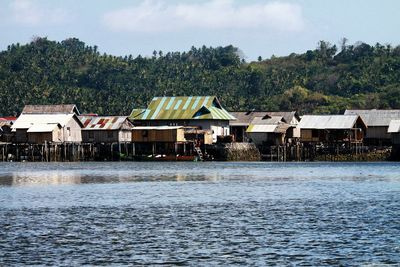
left=118, top=142, right=121, bottom=161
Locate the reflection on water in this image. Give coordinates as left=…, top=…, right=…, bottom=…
left=0, top=161, right=400, bottom=187
left=0, top=172, right=220, bottom=186
left=0, top=163, right=225, bottom=186
left=0, top=162, right=400, bottom=265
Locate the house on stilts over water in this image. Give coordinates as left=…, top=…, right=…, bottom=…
left=12, top=104, right=83, bottom=144
left=129, top=96, right=236, bottom=143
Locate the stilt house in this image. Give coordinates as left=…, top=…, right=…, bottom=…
left=80, top=116, right=133, bottom=143
left=230, top=111, right=300, bottom=142
left=298, top=115, right=367, bottom=144
left=130, top=96, right=236, bottom=143
left=0, top=117, right=16, bottom=142
left=344, top=109, right=400, bottom=145
left=12, top=104, right=83, bottom=143
left=246, top=115, right=293, bottom=146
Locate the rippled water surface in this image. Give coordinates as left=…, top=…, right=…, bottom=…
left=0, top=162, right=399, bottom=266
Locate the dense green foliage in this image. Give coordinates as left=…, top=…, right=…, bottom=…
left=1, top=37, right=399, bottom=116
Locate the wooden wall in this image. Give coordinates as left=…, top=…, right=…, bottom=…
left=62, top=118, right=82, bottom=142
left=28, top=132, right=54, bottom=144
left=366, top=126, right=391, bottom=140
left=132, top=128, right=186, bottom=143
left=82, top=130, right=129, bottom=143
left=300, top=129, right=322, bottom=142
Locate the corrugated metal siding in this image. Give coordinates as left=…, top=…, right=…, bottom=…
left=130, top=96, right=235, bottom=121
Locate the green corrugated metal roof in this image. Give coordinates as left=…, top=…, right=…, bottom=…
left=130, top=96, right=235, bottom=121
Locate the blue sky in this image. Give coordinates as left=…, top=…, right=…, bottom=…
left=1, top=0, right=399, bottom=60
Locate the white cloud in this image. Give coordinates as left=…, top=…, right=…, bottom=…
left=103, top=0, right=305, bottom=33
left=10, top=0, right=69, bottom=26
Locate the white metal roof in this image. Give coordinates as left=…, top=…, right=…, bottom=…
left=12, top=114, right=76, bottom=130
left=298, top=115, right=360, bottom=129
left=27, top=124, right=59, bottom=133
left=246, top=124, right=278, bottom=133
left=345, top=109, right=400, bottom=127
left=250, top=116, right=285, bottom=125
left=388, top=120, right=400, bottom=133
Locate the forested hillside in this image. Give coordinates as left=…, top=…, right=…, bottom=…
left=1, top=37, right=399, bottom=116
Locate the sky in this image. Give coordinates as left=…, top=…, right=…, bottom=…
left=1, top=0, right=399, bottom=61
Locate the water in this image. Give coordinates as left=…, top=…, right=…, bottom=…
left=0, top=162, right=399, bottom=266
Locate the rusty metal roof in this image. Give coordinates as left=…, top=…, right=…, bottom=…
left=80, top=116, right=132, bottom=130
left=130, top=96, right=235, bottom=121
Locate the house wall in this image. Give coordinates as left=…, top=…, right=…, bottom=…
left=15, top=129, right=28, bottom=143
left=292, top=127, right=301, bottom=138
left=63, top=118, right=82, bottom=142
left=118, top=130, right=132, bottom=142
left=28, top=132, right=54, bottom=144
left=392, top=133, right=400, bottom=145
left=132, top=128, right=186, bottom=143
left=300, top=129, right=321, bottom=142
left=365, top=126, right=391, bottom=140
left=82, top=130, right=120, bottom=143
left=248, top=132, right=284, bottom=146
left=230, top=126, right=247, bottom=142
left=135, top=119, right=230, bottom=143
left=0, top=125, right=14, bottom=142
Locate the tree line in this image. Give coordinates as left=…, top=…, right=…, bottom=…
left=0, top=37, right=399, bottom=116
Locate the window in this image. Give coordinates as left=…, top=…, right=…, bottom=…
left=312, top=129, right=319, bottom=138
left=67, top=127, right=71, bottom=136
left=142, top=130, right=148, bottom=137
